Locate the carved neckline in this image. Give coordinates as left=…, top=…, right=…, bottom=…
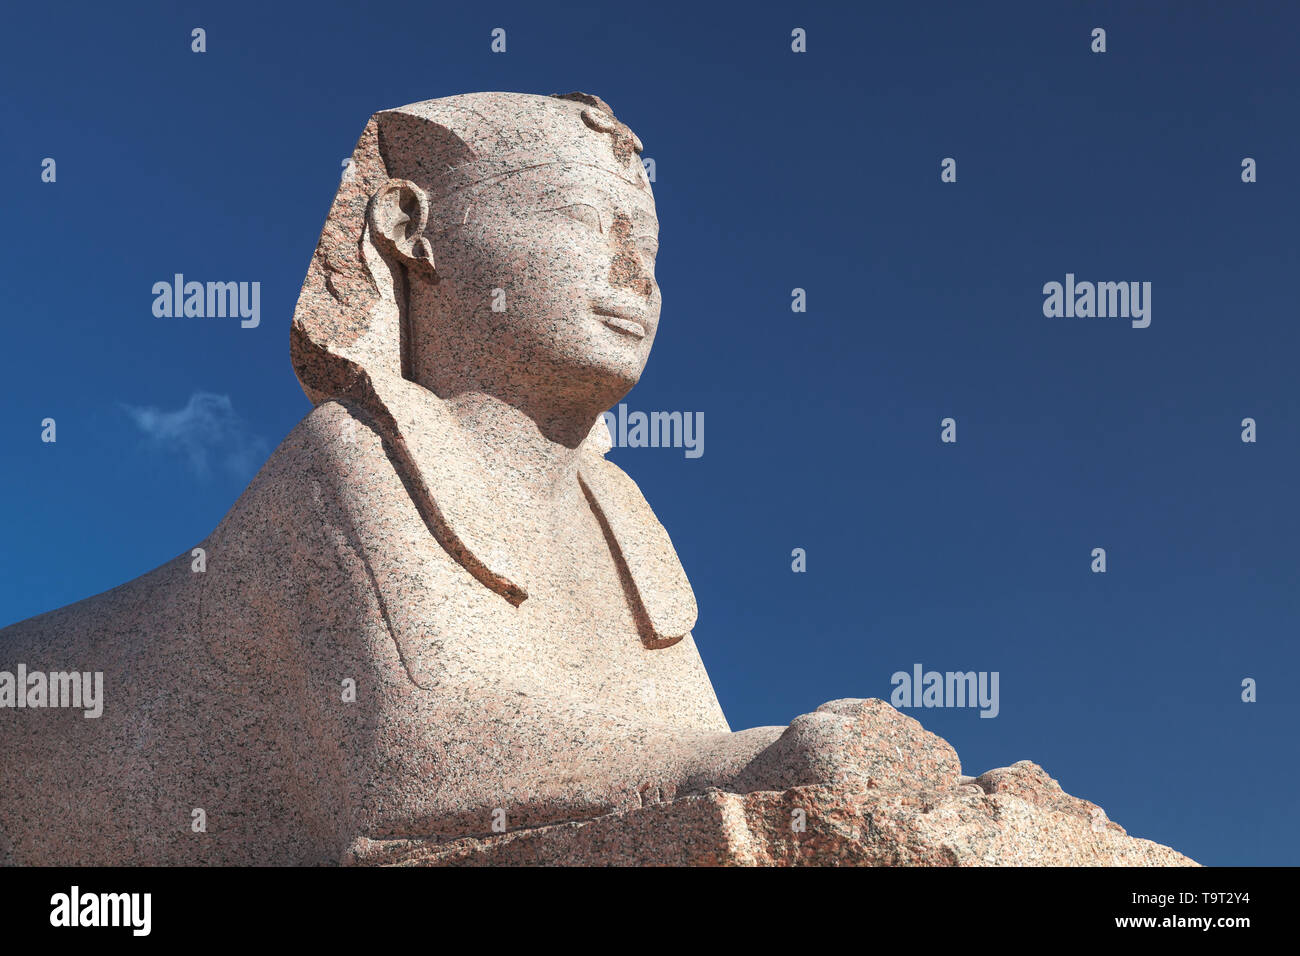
left=351, top=371, right=697, bottom=648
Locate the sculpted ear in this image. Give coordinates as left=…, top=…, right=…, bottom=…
left=368, top=179, right=436, bottom=277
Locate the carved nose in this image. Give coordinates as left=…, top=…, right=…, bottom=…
left=607, top=212, right=655, bottom=299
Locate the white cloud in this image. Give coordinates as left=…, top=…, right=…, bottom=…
left=122, top=391, right=269, bottom=480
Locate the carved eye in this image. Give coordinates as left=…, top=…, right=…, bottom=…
left=549, top=203, right=603, bottom=233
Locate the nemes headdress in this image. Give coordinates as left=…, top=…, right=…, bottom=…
left=290, top=91, right=647, bottom=404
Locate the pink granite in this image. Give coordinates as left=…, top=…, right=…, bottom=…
left=0, top=93, right=1194, bottom=866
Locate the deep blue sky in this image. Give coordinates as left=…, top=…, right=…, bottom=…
left=2, top=0, right=1296, bottom=865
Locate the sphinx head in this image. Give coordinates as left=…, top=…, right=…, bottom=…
left=292, top=92, right=659, bottom=442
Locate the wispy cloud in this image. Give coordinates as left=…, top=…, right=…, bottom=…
left=122, top=391, right=269, bottom=480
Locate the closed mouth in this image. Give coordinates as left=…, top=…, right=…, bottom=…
left=592, top=305, right=646, bottom=339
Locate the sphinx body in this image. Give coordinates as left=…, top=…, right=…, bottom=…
left=0, top=91, right=1198, bottom=868
left=0, top=92, right=940, bottom=865
left=0, top=390, right=806, bottom=864
left=0, top=394, right=1195, bottom=868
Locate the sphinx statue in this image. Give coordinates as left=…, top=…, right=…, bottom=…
left=0, top=92, right=1193, bottom=866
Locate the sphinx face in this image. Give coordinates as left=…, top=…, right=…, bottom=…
left=409, top=162, right=660, bottom=413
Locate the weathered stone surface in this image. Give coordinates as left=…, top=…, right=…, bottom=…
left=346, top=701, right=1196, bottom=866
left=358, top=781, right=1195, bottom=867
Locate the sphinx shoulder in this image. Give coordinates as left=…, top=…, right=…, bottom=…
left=224, top=399, right=403, bottom=535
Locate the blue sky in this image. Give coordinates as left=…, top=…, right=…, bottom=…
left=2, top=0, right=1297, bottom=865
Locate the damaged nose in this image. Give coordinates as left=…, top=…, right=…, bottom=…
left=608, top=212, right=655, bottom=299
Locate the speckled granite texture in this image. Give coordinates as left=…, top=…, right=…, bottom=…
left=0, top=92, right=1194, bottom=866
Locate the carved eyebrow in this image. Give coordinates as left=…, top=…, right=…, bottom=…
left=531, top=198, right=605, bottom=235
left=535, top=183, right=656, bottom=227
left=530, top=188, right=603, bottom=219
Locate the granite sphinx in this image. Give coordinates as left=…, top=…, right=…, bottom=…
left=0, top=92, right=1194, bottom=866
